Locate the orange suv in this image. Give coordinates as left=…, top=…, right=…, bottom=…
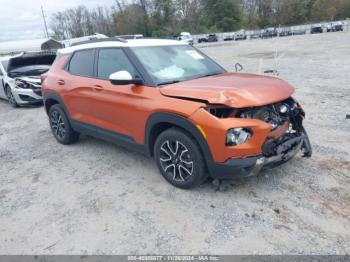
left=42, top=38, right=312, bottom=189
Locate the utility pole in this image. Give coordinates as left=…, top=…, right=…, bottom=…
left=41, top=5, right=49, bottom=38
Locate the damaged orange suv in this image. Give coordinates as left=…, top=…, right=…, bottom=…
left=42, top=38, right=312, bottom=189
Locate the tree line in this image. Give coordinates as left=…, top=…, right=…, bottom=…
left=50, top=0, right=350, bottom=39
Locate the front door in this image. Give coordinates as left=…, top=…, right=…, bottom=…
left=91, top=48, right=150, bottom=140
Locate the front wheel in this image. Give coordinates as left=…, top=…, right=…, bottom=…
left=6, top=86, right=18, bottom=108
left=154, top=128, right=207, bottom=189
left=49, top=104, right=79, bottom=145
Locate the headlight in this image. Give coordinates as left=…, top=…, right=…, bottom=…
left=226, top=128, right=252, bottom=146
left=14, top=79, right=31, bottom=89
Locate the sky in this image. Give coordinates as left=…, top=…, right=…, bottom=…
left=0, top=0, right=116, bottom=42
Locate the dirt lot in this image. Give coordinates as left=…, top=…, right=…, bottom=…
left=0, top=31, right=350, bottom=255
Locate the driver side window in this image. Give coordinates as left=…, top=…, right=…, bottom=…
left=97, top=48, right=137, bottom=80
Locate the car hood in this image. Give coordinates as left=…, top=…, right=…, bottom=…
left=159, top=72, right=294, bottom=108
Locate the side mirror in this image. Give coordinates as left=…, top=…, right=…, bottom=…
left=109, top=71, right=143, bottom=85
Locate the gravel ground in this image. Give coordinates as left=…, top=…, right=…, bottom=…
left=0, top=31, right=349, bottom=255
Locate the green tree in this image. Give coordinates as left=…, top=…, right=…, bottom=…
left=201, top=0, right=241, bottom=32
left=151, top=0, right=177, bottom=35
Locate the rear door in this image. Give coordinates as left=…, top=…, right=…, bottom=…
left=62, top=49, right=100, bottom=128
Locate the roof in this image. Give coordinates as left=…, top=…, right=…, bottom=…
left=58, top=38, right=186, bottom=55
left=0, top=38, right=63, bottom=55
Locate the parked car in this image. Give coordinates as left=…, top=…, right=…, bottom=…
left=326, top=22, right=343, bottom=32
left=198, top=34, right=218, bottom=43
left=292, top=28, right=307, bottom=35
left=234, top=30, right=247, bottom=40
left=261, top=27, right=278, bottom=38
left=42, top=38, right=312, bottom=189
left=279, top=27, right=293, bottom=37
left=250, top=31, right=261, bottom=39
left=311, top=24, right=323, bottom=34
left=178, top=32, right=194, bottom=45
left=223, top=34, right=234, bottom=41
left=0, top=52, right=56, bottom=107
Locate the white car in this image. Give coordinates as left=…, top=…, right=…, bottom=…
left=178, top=32, right=194, bottom=45
left=0, top=52, right=56, bottom=107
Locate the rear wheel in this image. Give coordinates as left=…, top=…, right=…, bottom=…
left=49, top=104, right=79, bottom=145
left=6, top=86, right=18, bottom=108
left=154, top=128, right=207, bottom=189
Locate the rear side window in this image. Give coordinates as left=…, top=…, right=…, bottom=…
left=97, top=48, right=137, bottom=79
left=69, top=49, right=95, bottom=77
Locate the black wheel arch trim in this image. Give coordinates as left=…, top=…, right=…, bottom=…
left=145, top=112, right=214, bottom=167
left=43, top=92, right=70, bottom=117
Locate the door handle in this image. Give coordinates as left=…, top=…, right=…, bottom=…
left=57, top=80, right=65, bottom=85
left=93, top=84, right=104, bottom=91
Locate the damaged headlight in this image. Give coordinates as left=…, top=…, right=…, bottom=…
left=14, top=79, right=31, bottom=89
left=226, top=128, right=252, bottom=146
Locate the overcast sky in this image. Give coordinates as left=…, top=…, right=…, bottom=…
left=0, top=0, right=116, bottom=42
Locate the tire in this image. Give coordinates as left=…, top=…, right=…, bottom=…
left=49, top=104, right=79, bottom=145
left=5, top=86, right=18, bottom=108
left=154, top=128, right=207, bottom=189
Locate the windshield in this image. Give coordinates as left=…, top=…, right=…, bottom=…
left=1, top=61, right=8, bottom=71
left=130, top=45, right=225, bottom=86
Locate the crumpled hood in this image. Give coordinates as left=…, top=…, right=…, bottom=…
left=17, top=76, right=41, bottom=84
left=160, top=72, right=294, bottom=108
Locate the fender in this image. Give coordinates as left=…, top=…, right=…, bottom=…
left=145, top=112, right=214, bottom=166
left=43, top=91, right=70, bottom=117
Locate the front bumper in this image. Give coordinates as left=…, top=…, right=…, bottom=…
left=12, top=88, right=42, bottom=104
left=209, top=133, right=306, bottom=180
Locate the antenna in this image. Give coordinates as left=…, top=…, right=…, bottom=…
left=41, top=5, right=49, bottom=38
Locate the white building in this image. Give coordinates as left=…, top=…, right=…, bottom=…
left=0, top=38, right=63, bottom=55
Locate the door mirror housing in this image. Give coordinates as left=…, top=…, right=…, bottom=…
left=109, top=71, right=143, bottom=85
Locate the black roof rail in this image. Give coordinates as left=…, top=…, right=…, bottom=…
left=70, top=37, right=128, bottom=47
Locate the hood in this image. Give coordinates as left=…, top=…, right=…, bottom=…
left=160, top=72, right=294, bottom=108
left=7, top=53, right=56, bottom=72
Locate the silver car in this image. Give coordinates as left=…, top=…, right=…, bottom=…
left=0, top=52, right=56, bottom=107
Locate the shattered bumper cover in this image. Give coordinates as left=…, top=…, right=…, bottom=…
left=209, top=132, right=310, bottom=180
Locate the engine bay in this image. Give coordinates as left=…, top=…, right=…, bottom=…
left=206, top=97, right=312, bottom=158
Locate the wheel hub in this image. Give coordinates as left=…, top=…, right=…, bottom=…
left=159, top=140, right=194, bottom=182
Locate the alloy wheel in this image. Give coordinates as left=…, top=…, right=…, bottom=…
left=6, top=88, right=16, bottom=106
left=50, top=110, right=66, bottom=140
left=159, top=140, right=194, bottom=182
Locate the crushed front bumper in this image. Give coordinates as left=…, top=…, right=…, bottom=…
left=209, top=133, right=308, bottom=180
